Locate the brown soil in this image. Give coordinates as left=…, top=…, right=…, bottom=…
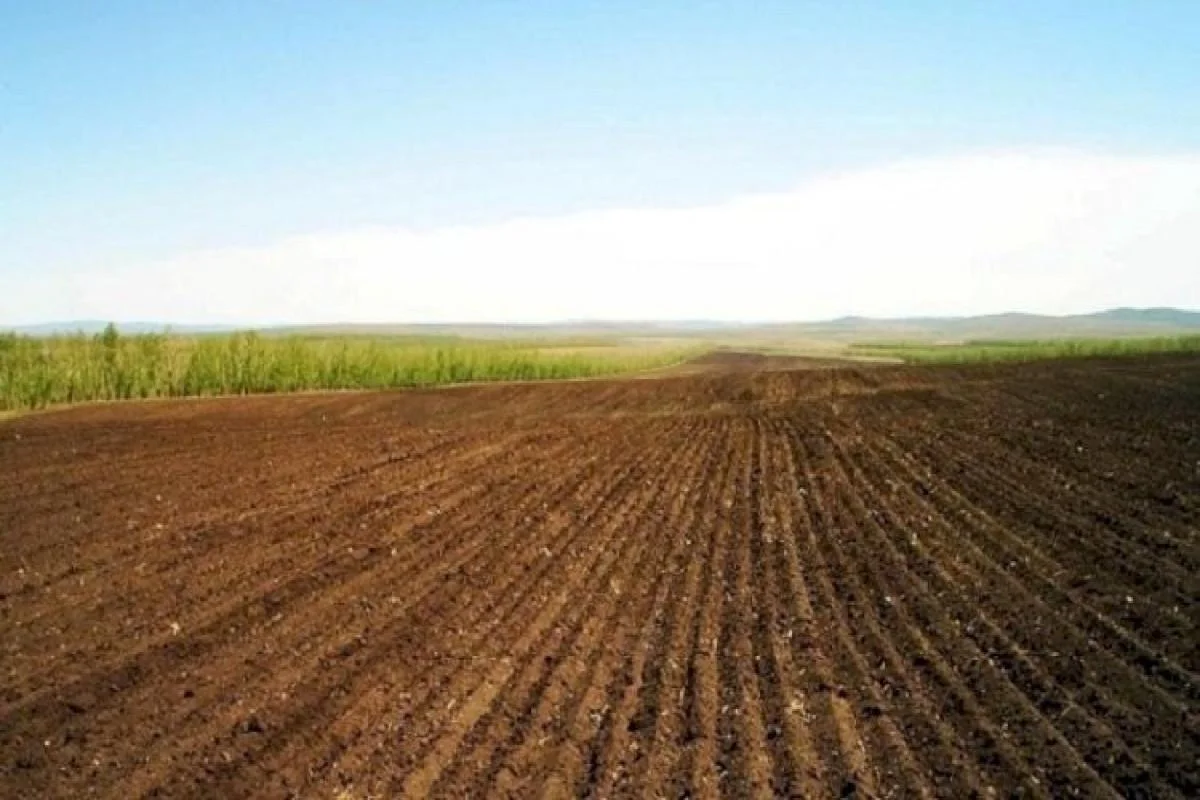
left=1, top=353, right=1197, bottom=798
left=667, top=350, right=884, bottom=375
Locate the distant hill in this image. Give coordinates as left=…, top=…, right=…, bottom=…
left=6, top=308, right=1198, bottom=342
left=748, top=308, right=1200, bottom=343
left=265, top=320, right=750, bottom=339
left=1091, top=307, right=1200, bottom=326
left=5, top=321, right=238, bottom=336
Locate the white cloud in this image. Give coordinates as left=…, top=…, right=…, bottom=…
left=7, top=149, right=1200, bottom=324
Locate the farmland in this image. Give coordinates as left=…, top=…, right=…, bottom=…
left=1, top=353, right=1198, bottom=798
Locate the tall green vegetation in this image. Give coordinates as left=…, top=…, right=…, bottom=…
left=851, top=335, right=1200, bottom=364
left=0, top=326, right=693, bottom=411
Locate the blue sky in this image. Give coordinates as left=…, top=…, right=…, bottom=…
left=2, top=2, right=1199, bottom=323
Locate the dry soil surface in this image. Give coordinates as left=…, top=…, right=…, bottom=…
left=1, top=354, right=1198, bottom=798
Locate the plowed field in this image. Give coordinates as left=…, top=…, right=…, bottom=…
left=2, top=355, right=1198, bottom=798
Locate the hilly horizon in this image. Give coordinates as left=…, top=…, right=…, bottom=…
left=9, top=306, right=1200, bottom=341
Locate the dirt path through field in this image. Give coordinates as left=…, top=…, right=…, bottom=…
left=2, top=354, right=1197, bottom=797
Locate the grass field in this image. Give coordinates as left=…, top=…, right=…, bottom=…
left=850, top=334, right=1200, bottom=363
left=0, top=326, right=696, bottom=411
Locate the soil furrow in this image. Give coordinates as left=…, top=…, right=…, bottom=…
left=824, top=425, right=1127, bottom=798
left=427, top=417, right=717, bottom=797
left=858, top=431, right=1198, bottom=795
left=3, top=354, right=1198, bottom=798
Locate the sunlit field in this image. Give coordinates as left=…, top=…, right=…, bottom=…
left=0, top=327, right=696, bottom=411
